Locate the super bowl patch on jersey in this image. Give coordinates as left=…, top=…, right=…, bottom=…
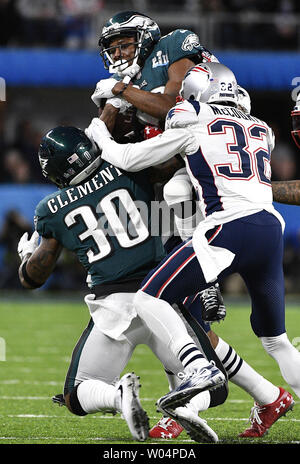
left=181, top=33, right=201, bottom=51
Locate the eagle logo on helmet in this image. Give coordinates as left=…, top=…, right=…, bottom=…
left=39, top=157, right=49, bottom=176
left=38, top=126, right=102, bottom=189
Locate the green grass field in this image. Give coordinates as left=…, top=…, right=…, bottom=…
left=0, top=294, right=299, bottom=446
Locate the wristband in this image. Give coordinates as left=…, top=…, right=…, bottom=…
left=21, top=261, right=42, bottom=289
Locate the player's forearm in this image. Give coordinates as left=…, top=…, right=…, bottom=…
left=272, top=180, right=300, bottom=205
left=18, top=257, right=46, bottom=289
left=114, top=85, right=176, bottom=120
left=18, top=243, right=62, bottom=289
left=100, top=104, right=119, bottom=133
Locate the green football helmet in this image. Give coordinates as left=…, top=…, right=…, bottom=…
left=38, top=126, right=102, bottom=189
left=99, top=10, right=161, bottom=72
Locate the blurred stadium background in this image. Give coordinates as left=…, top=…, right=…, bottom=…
left=0, top=0, right=300, bottom=297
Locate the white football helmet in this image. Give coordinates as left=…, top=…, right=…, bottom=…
left=237, top=85, right=251, bottom=114
left=180, top=62, right=239, bottom=106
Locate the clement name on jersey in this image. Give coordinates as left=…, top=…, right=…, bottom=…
left=35, top=161, right=165, bottom=289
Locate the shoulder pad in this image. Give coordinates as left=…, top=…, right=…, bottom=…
left=35, top=196, right=50, bottom=218
left=159, top=29, right=205, bottom=64
left=34, top=200, right=50, bottom=237
left=165, top=99, right=199, bottom=130
left=258, top=118, right=275, bottom=153
left=160, top=29, right=194, bottom=43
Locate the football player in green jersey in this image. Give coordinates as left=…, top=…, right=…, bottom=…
left=17, top=125, right=228, bottom=443
left=94, top=10, right=218, bottom=137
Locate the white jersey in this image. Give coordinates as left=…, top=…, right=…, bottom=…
left=165, top=99, right=275, bottom=222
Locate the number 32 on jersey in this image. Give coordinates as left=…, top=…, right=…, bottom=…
left=208, top=119, right=272, bottom=185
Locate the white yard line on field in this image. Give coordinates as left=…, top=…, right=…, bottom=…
left=1, top=413, right=299, bottom=423
left=0, top=380, right=62, bottom=385
left=1, top=395, right=299, bottom=405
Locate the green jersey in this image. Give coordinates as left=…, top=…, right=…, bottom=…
left=133, top=29, right=210, bottom=93
left=35, top=162, right=165, bottom=288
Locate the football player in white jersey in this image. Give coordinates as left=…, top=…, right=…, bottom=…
left=86, top=62, right=300, bottom=438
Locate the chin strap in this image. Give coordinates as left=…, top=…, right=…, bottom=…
left=108, top=23, right=147, bottom=78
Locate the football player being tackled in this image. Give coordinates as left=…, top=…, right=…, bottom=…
left=18, top=125, right=230, bottom=443
left=89, top=10, right=299, bottom=439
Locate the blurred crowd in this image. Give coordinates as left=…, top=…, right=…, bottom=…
left=0, top=118, right=46, bottom=184
left=0, top=0, right=299, bottom=50
left=0, top=0, right=104, bottom=49
left=202, top=0, right=300, bottom=50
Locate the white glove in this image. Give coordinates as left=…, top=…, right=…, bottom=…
left=91, top=78, right=119, bottom=107
left=116, top=63, right=141, bottom=79
left=17, top=231, right=39, bottom=261
left=85, top=118, right=112, bottom=150
left=106, top=96, right=132, bottom=114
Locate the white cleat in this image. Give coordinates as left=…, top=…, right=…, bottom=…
left=161, top=405, right=218, bottom=443
left=116, top=372, right=149, bottom=441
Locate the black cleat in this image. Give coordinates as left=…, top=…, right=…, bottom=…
left=52, top=393, right=66, bottom=407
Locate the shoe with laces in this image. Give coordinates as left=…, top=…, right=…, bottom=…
left=116, top=372, right=149, bottom=441
left=156, top=364, right=226, bottom=411
left=160, top=405, right=218, bottom=443
left=199, top=283, right=226, bottom=323
left=239, top=387, right=294, bottom=438
left=149, top=416, right=184, bottom=439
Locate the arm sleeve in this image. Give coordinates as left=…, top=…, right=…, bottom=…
left=101, top=127, right=198, bottom=172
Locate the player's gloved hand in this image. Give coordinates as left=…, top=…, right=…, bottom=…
left=106, top=97, right=132, bottom=114
left=85, top=118, right=113, bottom=150
left=116, top=62, right=141, bottom=79
left=91, top=78, right=119, bottom=107
left=144, top=125, right=163, bottom=140
left=200, top=47, right=219, bottom=63
left=17, top=231, right=39, bottom=261
left=199, top=283, right=226, bottom=323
